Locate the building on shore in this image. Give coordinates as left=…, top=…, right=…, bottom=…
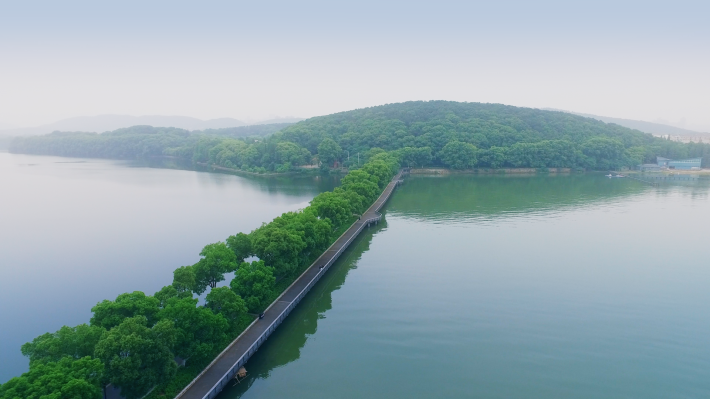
left=656, top=157, right=702, bottom=170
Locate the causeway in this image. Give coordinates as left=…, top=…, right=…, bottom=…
left=176, top=170, right=404, bottom=399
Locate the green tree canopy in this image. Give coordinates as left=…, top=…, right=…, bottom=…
left=21, top=324, right=105, bottom=363
left=581, top=137, right=625, bottom=170
left=0, top=356, right=104, bottom=399
left=154, top=285, right=192, bottom=308
left=317, top=137, right=342, bottom=167
left=226, top=232, right=253, bottom=263
left=275, top=141, right=310, bottom=166
left=156, top=297, right=228, bottom=362
left=310, top=191, right=352, bottom=229
left=438, top=141, right=478, bottom=169
left=340, top=170, right=380, bottom=201
left=332, top=187, right=367, bottom=214
left=205, top=287, right=248, bottom=328
left=270, top=210, right=332, bottom=256
left=362, top=160, right=395, bottom=188
left=230, top=261, right=276, bottom=313
left=94, top=316, right=177, bottom=399
left=479, top=146, right=507, bottom=168
left=192, top=242, right=238, bottom=294
left=250, top=226, right=306, bottom=275
left=90, top=291, right=160, bottom=330
left=172, top=265, right=196, bottom=295
left=398, top=146, right=433, bottom=168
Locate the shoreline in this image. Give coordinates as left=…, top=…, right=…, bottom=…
left=410, top=167, right=573, bottom=175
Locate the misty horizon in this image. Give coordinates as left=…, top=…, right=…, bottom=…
left=2, top=106, right=708, bottom=139
left=1, top=1, right=709, bottom=132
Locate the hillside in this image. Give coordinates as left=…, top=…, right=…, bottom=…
left=0, top=115, right=248, bottom=137
left=10, top=101, right=710, bottom=171
left=279, top=101, right=709, bottom=169
left=0, top=115, right=304, bottom=138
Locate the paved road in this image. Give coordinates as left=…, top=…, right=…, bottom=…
left=177, top=170, right=403, bottom=399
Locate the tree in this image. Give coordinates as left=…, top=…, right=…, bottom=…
left=230, top=261, right=276, bottom=313
left=21, top=324, right=105, bottom=363
left=310, top=191, right=352, bottom=228
left=275, top=141, right=310, bottom=166
left=154, top=285, right=192, bottom=309
left=250, top=226, right=306, bottom=275
left=365, top=147, right=386, bottom=161
left=90, top=291, right=160, bottom=330
left=340, top=169, right=380, bottom=201
left=362, top=160, right=394, bottom=188
left=226, top=232, right=252, bottom=263
left=157, top=297, right=229, bottom=362
left=333, top=187, right=367, bottom=214
left=438, top=141, right=478, bottom=169
left=399, top=146, right=432, bottom=168
left=581, top=137, right=625, bottom=170
left=94, top=316, right=177, bottom=399
left=625, top=146, right=647, bottom=167
left=205, top=287, right=248, bottom=328
left=270, top=210, right=332, bottom=255
left=239, top=146, right=260, bottom=168
left=172, top=265, right=196, bottom=295
left=479, top=146, right=507, bottom=168
left=317, top=137, right=342, bottom=167
left=0, top=356, right=104, bottom=399
left=192, top=242, right=238, bottom=294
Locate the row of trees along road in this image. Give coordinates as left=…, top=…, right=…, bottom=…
left=0, top=152, right=400, bottom=399
left=10, top=102, right=710, bottom=172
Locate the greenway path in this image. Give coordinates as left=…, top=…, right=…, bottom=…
left=176, top=170, right=405, bottom=399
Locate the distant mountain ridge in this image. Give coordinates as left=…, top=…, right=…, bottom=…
left=0, top=115, right=304, bottom=137
left=544, top=108, right=709, bottom=137
left=10, top=101, right=710, bottom=170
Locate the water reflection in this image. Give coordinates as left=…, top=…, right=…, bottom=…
left=387, top=174, right=708, bottom=223
left=218, top=221, right=385, bottom=398
left=133, top=157, right=342, bottom=197
left=0, top=153, right=338, bottom=383
left=213, top=173, right=710, bottom=399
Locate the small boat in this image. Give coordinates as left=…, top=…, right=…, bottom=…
left=605, top=174, right=613, bottom=178
left=232, top=367, right=248, bottom=386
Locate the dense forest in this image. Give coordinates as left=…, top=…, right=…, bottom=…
left=0, top=153, right=401, bottom=399
left=10, top=102, right=710, bottom=171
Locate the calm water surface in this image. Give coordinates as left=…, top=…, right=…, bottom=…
left=219, top=174, right=710, bottom=399
left=0, top=153, right=338, bottom=383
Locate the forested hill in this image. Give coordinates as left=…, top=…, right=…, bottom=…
left=10, top=101, right=710, bottom=171
left=280, top=101, right=708, bottom=169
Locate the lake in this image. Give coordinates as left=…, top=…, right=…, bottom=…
left=3, top=156, right=709, bottom=398
left=0, top=153, right=339, bottom=383
left=217, top=173, right=710, bottom=399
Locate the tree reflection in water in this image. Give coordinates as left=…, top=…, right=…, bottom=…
left=218, top=220, right=386, bottom=398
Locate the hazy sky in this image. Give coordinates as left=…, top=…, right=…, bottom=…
left=1, top=0, right=708, bottom=130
